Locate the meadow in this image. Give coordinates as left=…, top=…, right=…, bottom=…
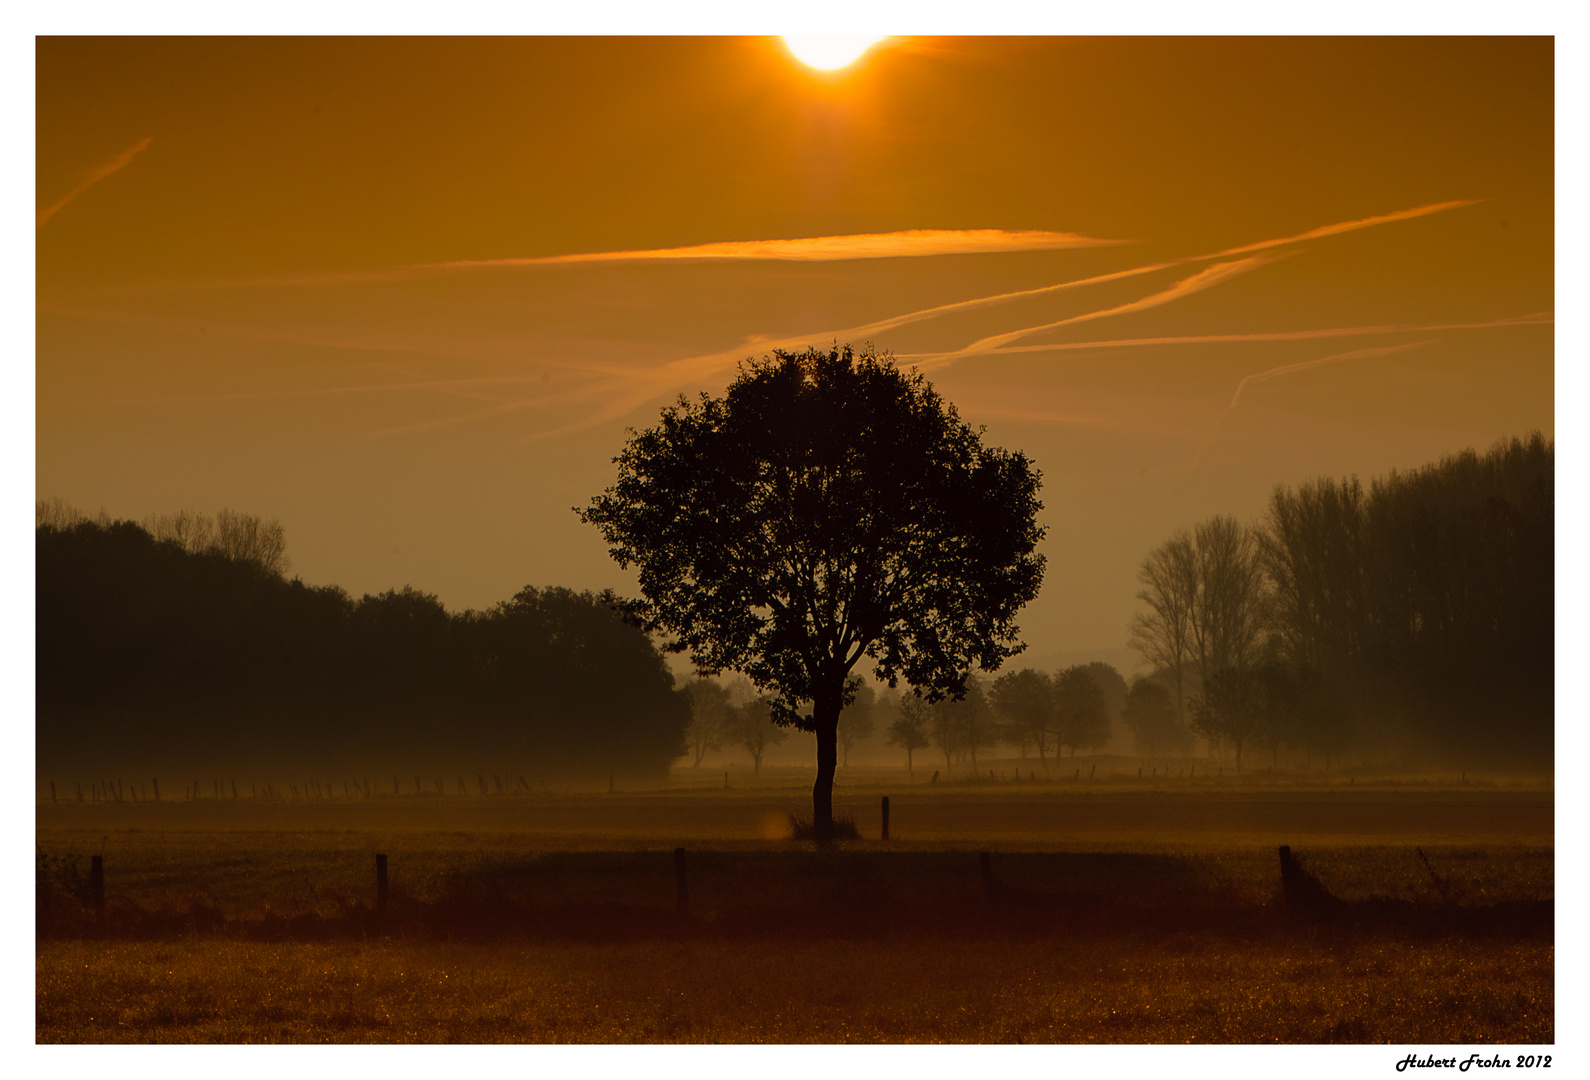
left=35, top=765, right=1554, bottom=1043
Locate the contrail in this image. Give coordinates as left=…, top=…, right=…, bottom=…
left=913, top=255, right=1281, bottom=371
left=371, top=198, right=1488, bottom=441
left=37, top=137, right=154, bottom=228
left=1185, top=339, right=1437, bottom=471
left=889, top=312, right=1553, bottom=360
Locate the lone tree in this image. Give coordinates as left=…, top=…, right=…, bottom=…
left=581, top=344, right=1045, bottom=837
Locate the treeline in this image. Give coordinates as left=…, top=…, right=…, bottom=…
left=1129, top=433, right=1552, bottom=769
left=36, top=507, right=688, bottom=780
left=681, top=663, right=1132, bottom=775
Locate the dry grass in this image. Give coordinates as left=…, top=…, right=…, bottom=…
left=36, top=935, right=1551, bottom=1043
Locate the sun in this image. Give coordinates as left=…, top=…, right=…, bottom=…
left=782, top=36, right=889, bottom=72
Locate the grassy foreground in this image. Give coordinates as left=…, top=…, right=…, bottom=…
left=36, top=783, right=1553, bottom=1043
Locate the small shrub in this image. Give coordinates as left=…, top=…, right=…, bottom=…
left=787, top=814, right=860, bottom=841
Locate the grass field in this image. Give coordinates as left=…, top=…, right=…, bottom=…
left=36, top=771, right=1553, bottom=1044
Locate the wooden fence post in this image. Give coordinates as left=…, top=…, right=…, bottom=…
left=674, top=847, right=689, bottom=914
left=90, top=855, right=105, bottom=919
left=376, top=853, right=388, bottom=914
left=50, top=781, right=56, bottom=804
left=979, top=851, right=997, bottom=897
left=881, top=796, right=890, bottom=840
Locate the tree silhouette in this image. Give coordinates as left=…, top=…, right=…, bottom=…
left=1052, top=665, right=1111, bottom=756
left=1188, top=666, right=1265, bottom=773
left=1121, top=676, right=1193, bottom=757
left=990, top=667, right=1054, bottom=764
left=581, top=344, right=1045, bottom=836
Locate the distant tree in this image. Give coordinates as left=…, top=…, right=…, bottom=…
left=1188, top=666, right=1265, bottom=773
left=990, top=667, right=1053, bottom=764
left=837, top=683, right=877, bottom=767
left=580, top=344, right=1045, bottom=837
left=887, top=694, right=931, bottom=774
left=683, top=678, right=733, bottom=767
left=1120, top=676, right=1193, bottom=757
left=1052, top=665, right=1110, bottom=756
left=1129, top=532, right=1198, bottom=724
left=728, top=695, right=788, bottom=775
left=1188, top=516, right=1268, bottom=687
left=1082, top=661, right=1128, bottom=748
left=928, top=676, right=996, bottom=772
left=141, top=507, right=291, bottom=577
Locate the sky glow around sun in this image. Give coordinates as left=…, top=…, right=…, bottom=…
left=782, top=36, right=888, bottom=71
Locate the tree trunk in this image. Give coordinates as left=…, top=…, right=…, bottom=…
left=906, top=748, right=913, bottom=774
left=812, top=692, right=841, bottom=839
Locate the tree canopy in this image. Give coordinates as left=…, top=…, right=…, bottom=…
left=581, top=344, right=1045, bottom=834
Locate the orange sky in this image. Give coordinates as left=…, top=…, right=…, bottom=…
left=35, top=37, right=1553, bottom=671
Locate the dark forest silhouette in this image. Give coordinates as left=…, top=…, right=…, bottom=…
left=36, top=509, right=688, bottom=780
left=1129, top=432, right=1553, bottom=769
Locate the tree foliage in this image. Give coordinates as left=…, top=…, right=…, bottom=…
left=989, top=667, right=1054, bottom=762
left=1120, top=676, right=1193, bottom=757
left=1052, top=665, right=1111, bottom=756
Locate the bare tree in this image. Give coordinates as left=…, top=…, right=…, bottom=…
left=1130, top=517, right=1268, bottom=750
left=214, top=509, right=290, bottom=576
left=1129, top=531, right=1198, bottom=723
left=144, top=510, right=217, bottom=555
left=1190, top=515, right=1268, bottom=685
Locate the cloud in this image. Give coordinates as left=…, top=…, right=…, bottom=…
left=412, top=229, right=1123, bottom=270
left=37, top=137, right=154, bottom=229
